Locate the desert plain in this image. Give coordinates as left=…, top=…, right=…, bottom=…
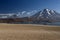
left=0, top=24, right=60, bottom=40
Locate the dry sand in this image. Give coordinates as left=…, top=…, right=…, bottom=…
left=0, top=24, right=60, bottom=40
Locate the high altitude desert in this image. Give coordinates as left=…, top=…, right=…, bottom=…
left=0, top=24, right=60, bottom=40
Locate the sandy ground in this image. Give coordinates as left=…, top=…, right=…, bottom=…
left=0, top=24, right=60, bottom=40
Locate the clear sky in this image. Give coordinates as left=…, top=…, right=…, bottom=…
left=0, top=0, right=60, bottom=13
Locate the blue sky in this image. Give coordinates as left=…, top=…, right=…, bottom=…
left=0, top=0, right=60, bottom=13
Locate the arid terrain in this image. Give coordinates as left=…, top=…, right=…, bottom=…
left=0, top=24, right=60, bottom=40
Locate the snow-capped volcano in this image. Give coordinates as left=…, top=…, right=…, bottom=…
left=31, top=9, right=60, bottom=22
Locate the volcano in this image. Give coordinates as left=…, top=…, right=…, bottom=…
left=30, top=9, right=60, bottom=22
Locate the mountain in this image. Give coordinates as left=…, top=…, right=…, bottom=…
left=0, top=10, right=37, bottom=18
left=0, top=14, right=15, bottom=18
left=16, top=10, right=37, bottom=18
left=31, top=9, right=60, bottom=22
left=0, top=9, right=60, bottom=23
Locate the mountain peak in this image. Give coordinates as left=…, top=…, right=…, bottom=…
left=42, top=9, right=51, bottom=15
left=43, top=9, right=49, bottom=11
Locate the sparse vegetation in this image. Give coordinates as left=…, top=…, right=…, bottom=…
left=0, top=24, right=60, bottom=40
